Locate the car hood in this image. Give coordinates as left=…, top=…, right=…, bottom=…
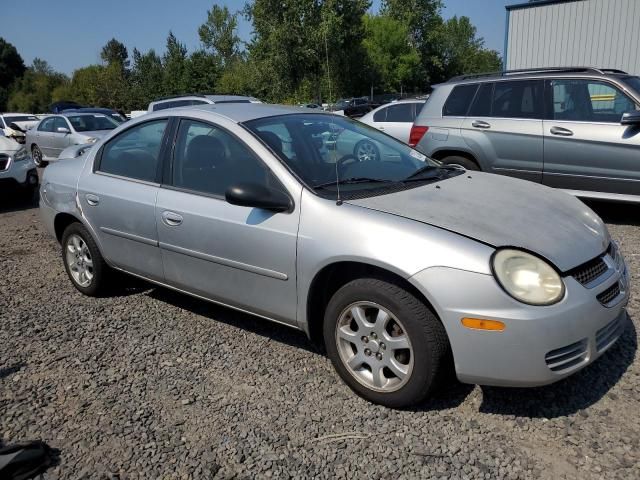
left=0, top=136, right=21, bottom=153
left=347, top=172, right=609, bottom=272
left=8, top=120, right=39, bottom=132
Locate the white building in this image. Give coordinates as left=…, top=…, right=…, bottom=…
left=505, top=0, right=640, bottom=74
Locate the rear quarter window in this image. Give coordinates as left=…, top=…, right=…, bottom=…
left=443, top=84, right=479, bottom=116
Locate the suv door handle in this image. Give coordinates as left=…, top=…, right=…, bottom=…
left=377, top=126, right=385, bottom=130
left=85, top=194, right=99, bottom=206
left=161, top=211, right=183, bottom=227
left=471, top=120, right=491, bottom=129
left=550, top=126, right=574, bottom=136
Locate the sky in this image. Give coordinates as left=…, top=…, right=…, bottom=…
left=1, top=0, right=513, bottom=76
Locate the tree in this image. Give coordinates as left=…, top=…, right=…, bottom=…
left=128, top=48, right=164, bottom=109
left=7, top=59, right=68, bottom=112
left=198, top=5, right=241, bottom=67
left=0, top=37, right=26, bottom=109
left=362, top=14, right=422, bottom=94
left=100, top=38, right=129, bottom=69
left=432, top=16, right=501, bottom=81
left=162, top=32, right=188, bottom=94
left=184, top=50, right=218, bottom=93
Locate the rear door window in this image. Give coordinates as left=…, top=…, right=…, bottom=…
left=97, top=119, right=168, bottom=182
left=385, top=103, right=414, bottom=122
left=491, top=80, right=543, bottom=119
left=443, top=84, right=479, bottom=116
left=373, top=107, right=387, bottom=122
left=38, top=118, right=55, bottom=132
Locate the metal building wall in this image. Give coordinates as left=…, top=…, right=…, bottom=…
left=506, top=0, right=640, bottom=74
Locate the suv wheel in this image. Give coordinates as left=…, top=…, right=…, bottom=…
left=61, top=223, right=110, bottom=296
left=441, top=155, right=479, bottom=171
left=323, top=278, right=451, bottom=408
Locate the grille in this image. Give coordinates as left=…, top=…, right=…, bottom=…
left=0, top=154, right=9, bottom=171
left=572, top=256, right=608, bottom=286
left=596, top=316, right=624, bottom=352
left=597, top=282, right=621, bottom=306
left=545, top=339, right=588, bottom=372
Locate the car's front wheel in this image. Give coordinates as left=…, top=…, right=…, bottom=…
left=31, top=145, right=48, bottom=168
left=61, top=223, right=109, bottom=296
left=323, top=277, right=451, bottom=408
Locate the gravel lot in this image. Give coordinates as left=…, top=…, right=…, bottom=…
left=1, top=192, right=638, bottom=480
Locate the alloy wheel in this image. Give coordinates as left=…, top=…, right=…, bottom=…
left=335, top=301, right=414, bottom=392
left=32, top=146, right=43, bottom=167
left=65, top=234, right=94, bottom=288
left=355, top=141, right=379, bottom=162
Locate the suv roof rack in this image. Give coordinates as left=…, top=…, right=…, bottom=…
left=449, top=67, right=629, bottom=82
left=151, top=93, right=208, bottom=102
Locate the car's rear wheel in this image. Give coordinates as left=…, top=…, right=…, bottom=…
left=323, top=277, right=451, bottom=408
left=441, top=155, right=479, bottom=171
left=61, top=223, right=109, bottom=296
left=354, top=140, right=380, bottom=162
left=31, top=145, right=47, bottom=168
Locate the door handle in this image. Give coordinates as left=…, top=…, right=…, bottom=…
left=162, top=211, right=183, bottom=227
left=378, top=126, right=385, bottom=130
left=471, top=120, right=491, bottom=129
left=550, top=126, right=574, bottom=136
left=85, top=194, right=99, bottom=206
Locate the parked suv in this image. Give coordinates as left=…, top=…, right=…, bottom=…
left=411, top=67, right=640, bottom=203
left=148, top=94, right=261, bottom=112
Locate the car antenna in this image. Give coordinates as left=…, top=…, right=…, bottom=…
left=324, top=20, right=342, bottom=206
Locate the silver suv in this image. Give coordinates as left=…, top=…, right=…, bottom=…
left=412, top=67, right=640, bottom=203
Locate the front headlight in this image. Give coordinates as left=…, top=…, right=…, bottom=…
left=13, top=147, right=29, bottom=162
left=492, top=249, right=565, bottom=306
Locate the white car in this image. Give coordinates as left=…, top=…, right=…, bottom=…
left=0, top=113, right=40, bottom=144
left=0, top=135, right=38, bottom=198
left=359, top=100, right=426, bottom=144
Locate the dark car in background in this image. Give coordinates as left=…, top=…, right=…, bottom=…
left=62, top=107, right=127, bottom=123
left=49, top=101, right=84, bottom=113
left=333, top=97, right=380, bottom=118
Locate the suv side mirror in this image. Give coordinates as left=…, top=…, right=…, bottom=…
left=56, top=127, right=70, bottom=134
left=620, top=111, right=640, bottom=126
left=225, top=183, right=291, bottom=212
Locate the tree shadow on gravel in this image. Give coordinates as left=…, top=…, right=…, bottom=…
left=478, top=316, right=637, bottom=418
left=147, top=287, right=321, bottom=355
left=583, top=199, right=640, bottom=227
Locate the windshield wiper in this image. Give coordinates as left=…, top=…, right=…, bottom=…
left=313, top=177, right=396, bottom=189
left=403, top=165, right=442, bottom=181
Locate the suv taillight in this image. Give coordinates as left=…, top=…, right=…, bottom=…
left=409, top=126, right=429, bottom=147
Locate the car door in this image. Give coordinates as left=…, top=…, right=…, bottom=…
left=461, top=80, right=544, bottom=182
left=375, top=102, right=418, bottom=143
left=542, top=78, right=640, bottom=196
left=49, top=117, right=73, bottom=157
left=155, top=117, right=300, bottom=325
left=77, top=118, right=170, bottom=281
left=35, top=117, right=56, bottom=157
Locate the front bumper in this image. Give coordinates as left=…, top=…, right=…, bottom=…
left=410, top=255, right=630, bottom=387
left=0, top=155, right=38, bottom=188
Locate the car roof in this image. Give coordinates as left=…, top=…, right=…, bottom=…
left=58, top=112, right=106, bottom=117
left=443, top=67, right=632, bottom=86
left=63, top=107, right=118, bottom=113
left=1, top=112, right=37, bottom=116
left=150, top=94, right=257, bottom=104
left=187, top=103, right=331, bottom=123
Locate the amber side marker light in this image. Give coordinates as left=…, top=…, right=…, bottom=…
left=461, top=318, right=506, bottom=331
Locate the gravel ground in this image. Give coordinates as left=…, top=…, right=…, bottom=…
left=1, top=193, right=639, bottom=480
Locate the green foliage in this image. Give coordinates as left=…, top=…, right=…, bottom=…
left=198, top=5, right=241, bottom=67
left=362, top=14, right=423, bottom=93
left=0, top=37, right=26, bottom=109
left=7, top=58, right=68, bottom=112
left=4, top=3, right=503, bottom=110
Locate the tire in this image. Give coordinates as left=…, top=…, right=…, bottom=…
left=61, top=223, right=110, bottom=296
left=353, top=140, right=380, bottom=162
left=31, top=145, right=48, bottom=168
left=323, top=277, right=451, bottom=408
left=440, top=155, right=479, bottom=171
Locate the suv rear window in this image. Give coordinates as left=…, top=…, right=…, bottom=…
left=491, top=80, right=543, bottom=119
left=443, top=84, right=479, bottom=116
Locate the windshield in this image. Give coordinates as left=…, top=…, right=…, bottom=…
left=334, top=99, right=350, bottom=109
left=4, top=115, right=39, bottom=124
left=68, top=114, right=119, bottom=132
left=244, top=113, right=442, bottom=196
left=622, top=76, right=640, bottom=96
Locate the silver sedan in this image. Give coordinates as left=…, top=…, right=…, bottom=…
left=39, top=104, right=630, bottom=407
left=26, top=113, right=120, bottom=167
